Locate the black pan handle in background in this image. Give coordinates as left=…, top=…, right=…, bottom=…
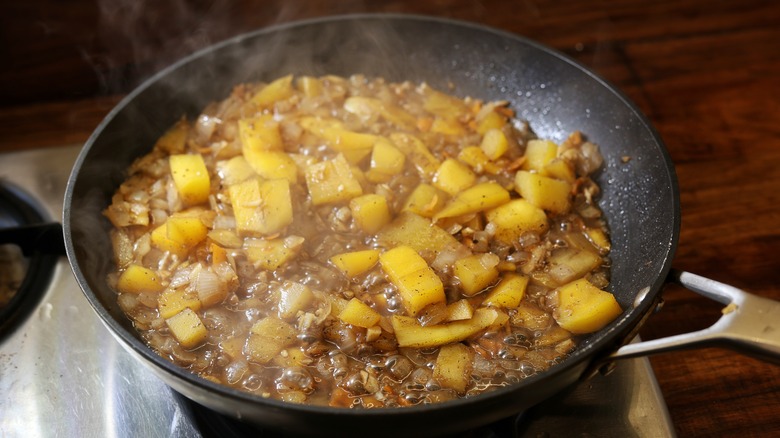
left=609, top=269, right=780, bottom=365
left=0, top=223, right=66, bottom=257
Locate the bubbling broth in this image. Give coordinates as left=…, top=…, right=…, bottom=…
left=104, top=74, right=621, bottom=408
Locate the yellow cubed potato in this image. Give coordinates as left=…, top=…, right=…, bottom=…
left=151, top=223, right=186, bottom=256
left=350, top=194, right=392, bottom=234
left=216, top=156, right=256, bottom=186
left=207, top=229, right=243, bottom=249
left=344, top=96, right=416, bottom=130
left=457, top=146, right=501, bottom=174
left=433, top=343, right=473, bottom=393
left=166, top=307, right=208, bottom=349
left=453, top=253, right=501, bottom=296
left=433, top=182, right=511, bottom=221
left=389, top=133, right=441, bottom=180
left=116, top=264, right=164, bottom=294
left=239, top=115, right=283, bottom=152
left=421, top=84, right=469, bottom=120
left=246, top=316, right=298, bottom=363
left=366, top=139, right=406, bottom=183
left=158, top=287, right=201, bottom=319
left=278, top=281, right=315, bottom=319
left=480, top=128, right=508, bottom=160
left=166, top=216, right=208, bottom=248
left=304, top=154, right=364, bottom=205
left=244, top=235, right=305, bottom=271
left=220, top=336, right=246, bottom=360
left=482, top=273, right=529, bottom=308
left=485, top=199, right=549, bottom=244
left=229, top=178, right=294, bottom=236
left=554, top=278, right=622, bottom=334
left=430, top=117, right=466, bottom=136
left=155, top=118, right=188, bottom=154
left=169, top=154, right=211, bottom=206
left=511, top=300, right=553, bottom=331
left=339, top=298, right=382, bottom=328
left=378, top=212, right=461, bottom=259
left=300, top=117, right=377, bottom=164
left=522, top=139, right=559, bottom=172
left=379, top=246, right=445, bottom=316
left=433, top=158, right=476, bottom=196
left=445, top=299, right=475, bottom=321
left=391, top=307, right=500, bottom=348
left=542, top=158, right=576, bottom=183
left=515, top=171, right=572, bottom=215
left=330, top=249, right=380, bottom=277
left=251, top=75, right=294, bottom=107
left=547, top=248, right=602, bottom=286
left=401, top=183, right=448, bottom=218
left=242, top=149, right=298, bottom=184
left=476, top=111, right=507, bottom=135
left=296, top=75, right=323, bottom=97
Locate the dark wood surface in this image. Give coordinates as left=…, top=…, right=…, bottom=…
left=2, top=1, right=779, bottom=436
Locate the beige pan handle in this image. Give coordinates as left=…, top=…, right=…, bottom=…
left=610, top=269, right=780, bottom=364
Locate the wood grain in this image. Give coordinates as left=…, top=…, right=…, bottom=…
left=2, top=0, right=779, bottom=436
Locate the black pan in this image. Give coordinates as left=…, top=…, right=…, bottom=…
left=61, top=14, right=780, bottom=437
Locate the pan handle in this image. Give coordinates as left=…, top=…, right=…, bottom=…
left=610, top=269, right=780, bottom=364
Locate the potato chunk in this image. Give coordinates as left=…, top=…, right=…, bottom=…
left=515, top=171, right=572, bottom=215
left=251, top=74, right=294, bottom=107
left=350, top=194, right=392, bottom=234
left=391, top=307, right=500, bottom=348
left=166, top=307, right=208, bottom=349
left=116, top=264, right=164, bottom=294
left=402, top=184, right=448, bottom=218
left=239, top=114, right=283, bottom=152
left=480, top=128, right=508, bottom=160
left=246, top=316, right=298, bottom=364
left=379, top=246, right=445, bottom=316
left=278, top=281, right=315, bottom=319
left=482, top=273, right=529, bottom=308
left=485, top=199, right=548, bottom=244
left=330, top=249, right=380, bottom=277
left=389, top=133, right=441, bottom=180
left=522, top=139, right=558, bottom=172
left=378, top=212, right=461, bottom=259
left=304, top=154, right=363, bottom=205
left=366, top=139, right=406, bottom=183
left=229, top=178, right=293, bottom=236
left=169, top=154, right=210, bottom=206
left=453, top=253, right=500, bottom=296
left=339, top=298, right=382, bottom=328
left=554, top=278, right=622, bottom=334
left=433, top=343, right=474, bottom=393
left=158, top=288, right=201, bottom=319
left=244, top=235, right=304, bottom=271
left=433, top=158, right=476, bottom=195
left=433, top=182, right=510, bottom=221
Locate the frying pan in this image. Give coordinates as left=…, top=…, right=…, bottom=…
left=61, top=14, right=780, bottom=437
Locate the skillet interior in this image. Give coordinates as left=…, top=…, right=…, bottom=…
left=64, top=14, right=679, bottom=436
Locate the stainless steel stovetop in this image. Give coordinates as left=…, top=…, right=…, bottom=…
left=0, top=145, right=675, bottom=437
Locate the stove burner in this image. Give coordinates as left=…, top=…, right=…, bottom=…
left=176, top=392, right=524, bottom=438
left=0, top=182, right=60, bottom=341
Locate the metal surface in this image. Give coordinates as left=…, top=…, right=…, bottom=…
left=0, top=145, right=674, bottom=437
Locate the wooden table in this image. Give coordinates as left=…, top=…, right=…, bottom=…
left=2, top=1, right=779, bottom=436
